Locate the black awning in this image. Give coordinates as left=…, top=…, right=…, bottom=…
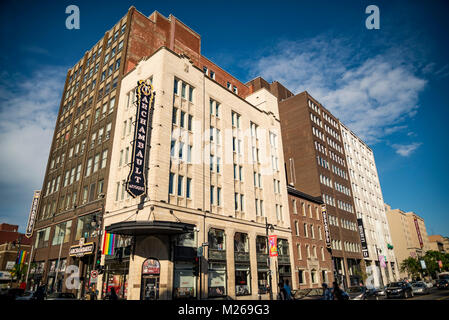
left=105, top=220, right=195, bottom=236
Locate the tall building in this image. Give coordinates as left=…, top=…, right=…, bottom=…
left=340, top=123, right=399, bottom=287
left=428, top=235, right=449, bottom=253
left=287, top=186, right=334, bottom=289
left=100, top=47, right=293, bottom=300
left=247, top=78, right=364, bottom=288
left=31, top=7, right=293, bottom=300
left=385, top=204, right=430, bottom=278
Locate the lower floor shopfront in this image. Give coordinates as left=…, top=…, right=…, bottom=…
left=96, top=217, right=296, bottom=300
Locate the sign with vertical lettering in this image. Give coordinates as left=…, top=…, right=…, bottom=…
left=414, top=217, right=424, bottom=249
left=357, top=218, right=369, bottom=258
left=268, top=235, right=278, bottom=257
left=126, top=80, right=155, bottom=198
left=321, top=205, right=331, bottom=248
left=25, top=190, right=41, bottom=238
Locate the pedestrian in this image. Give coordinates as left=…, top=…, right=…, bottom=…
left=109, top=287, right=118, bottom=300
left=278, top=282, right=286, bottom=300
left=283, top=279, right=292, bottom=300
left=322, top=283, right=333, bottom=300
left=89, top=286, right=97, bottom=300
left=332, top=281, right=349, bottom=300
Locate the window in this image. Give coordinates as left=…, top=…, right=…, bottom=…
left=85, top=158, right=92, bottom=176
left=93, top=153, right=100, bottom=172
left=174, top=78, right=179, bottom=95
left=297, top=244, right=302, bottom=260
left=181, top=82, right=186, bottom=99
left=101, top=149, right=108, bottom=168
left=169, top=173, right=175, bottom=194
left=188, top=86, right=193, bottom=102
left=75, top=213, right=96, bottom=240
left=52, top=221, right=72, bottom=245
left=172, top=107, right=177, bottom=124
left=180, top=111, right=185, bottom=128
left=177, top=175, right=183, bottom=196
left=217, top=187, right=221, bottom=206
left=210, top=70, right=215, bottom=79
left=186, top=178, right=192, bottom=198
left=188, top=115, right=193, bottom=131
left=210, top=186, right=214, bottom=204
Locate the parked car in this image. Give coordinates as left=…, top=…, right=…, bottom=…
left=15, top=291, right=36, bottom=300
left=375, top=286, right=386, bottom=296
left=0, top=288, right=25, bottom=301
left=346, top=286, right=380, bottom=300
left=437, top=279, right=449, bottom=290
left=425, top=282, right=433, bottom=288
left=46, top=292, right=77, bottom=300
left=411, top=282, right=430, bottom=295
left=385, top=282, right=414, bottom=299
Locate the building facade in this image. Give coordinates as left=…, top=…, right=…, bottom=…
left=98, top=46, right=293, bottom=300
left=428, top=235, right=449, bottom=253
left=29, top=7, right=260, bottom=298
left=385, top=204, right=431, bottom=278
left=287, top=187, right=334, bottom=289
left=246, top=80, right=364, bottom=289
left=340, top=123, right=399, bottom=287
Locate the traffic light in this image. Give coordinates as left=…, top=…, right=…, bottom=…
left=95, top=249, right=102, bottom=269
left=193, top=257, right=200, bottom=276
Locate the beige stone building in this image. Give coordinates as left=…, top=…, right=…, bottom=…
left=384, top=204, right=430, bottom=278
left=98, top=47, right=294, bottom=300
left=428, top=235, right=449, bottom=253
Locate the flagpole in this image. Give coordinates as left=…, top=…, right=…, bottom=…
left=25, top=244, right=34, bottom=289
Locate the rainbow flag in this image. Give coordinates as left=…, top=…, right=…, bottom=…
left=102, top=232, right=116, bottom=255
left=17, top=250, right=27, bottom=265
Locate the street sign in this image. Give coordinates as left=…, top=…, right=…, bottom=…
left=91, top=270, right=98, bottom=278
left=420, top=260, right=426, bottom=269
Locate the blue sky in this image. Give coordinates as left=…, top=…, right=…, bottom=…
left=0, top=0, right=448, bottom=236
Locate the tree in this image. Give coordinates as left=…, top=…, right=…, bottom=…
left=400, top=257, right=421, bottom=278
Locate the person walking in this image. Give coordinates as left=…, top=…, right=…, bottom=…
left=332, top=281, right=349, bottom=300
left=89, top=286, right=97, bottom=300
left=109, top=287, right=118, bottom=300
left=322, top=283, right=333, bottom=300
left=283, top=279, right=293, bottom=300
left=278, top=282, right=286, bottom=300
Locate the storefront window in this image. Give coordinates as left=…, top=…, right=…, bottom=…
left=208, top=229, right=225, bottom=250
left=256, top=236, right=268, bottom=254
left=75, top=213, right=97, bottom=240
left=52, top=220, right=72, bottom=245
left=234, top=233, right=249, bottom=252
left=235, top=265, right=251, bottom=296
left=208, top=262, right=226, bottom=297
left=176, top=232, right=196, bottom=248
left=174, top=261, right=196, bottom=299
left=35, top=227, right=50, bottom=248
left=277, top=238, right=289, bottom=256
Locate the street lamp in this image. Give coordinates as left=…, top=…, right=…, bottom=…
left=375, top=245, right=385, bottom=287
left=90, top=193, right=105, bottom=298
left=265, top=217, right=274, bottom=300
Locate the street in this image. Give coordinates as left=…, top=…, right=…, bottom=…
left=379, top=288, right=449, bottom=300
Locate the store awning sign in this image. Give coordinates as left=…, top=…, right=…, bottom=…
left=25, top=190, right=41, bottom=238
left=69, top=242, right=95, bottom=257
left=142, top=258, right=160, bottom=275
left=268, top=235, right=278, bottom=257
left=126, top=79, right=155, bottom=198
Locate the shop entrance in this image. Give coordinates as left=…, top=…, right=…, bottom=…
left=142, top=276, right=160, bottom=300
left=140, top=258, right=160, bottom=300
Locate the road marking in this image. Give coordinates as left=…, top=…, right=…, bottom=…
left=437, top=295, right=449, bottom=300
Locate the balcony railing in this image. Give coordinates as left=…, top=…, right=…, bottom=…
left=278, top=254, right=291, bottom=265
left=234, top=251, right=250, bottom=262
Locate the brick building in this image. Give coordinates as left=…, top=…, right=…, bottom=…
left=287, top=187, right=334, bottom=289
left=247, top=79, right=364, bottom=288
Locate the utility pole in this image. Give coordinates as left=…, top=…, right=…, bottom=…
left=265, top=217, right=274, bottom=300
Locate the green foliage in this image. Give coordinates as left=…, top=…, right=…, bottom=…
left=400, top=250, right=449, bottom=279
left=10, top=263, right=28, bottom=281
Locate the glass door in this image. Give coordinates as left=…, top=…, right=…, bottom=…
left=141, top=276, right=160, bottom=300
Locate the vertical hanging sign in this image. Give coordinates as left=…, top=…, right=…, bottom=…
left=126, top=80, right=155, bottom=198
left=25, top=190, right=41, bottom=238
left=357, top=218, right=369, bottom=258
left=321, top=204, right=331, bottom=248
left=268, top=235, right=278, bottom=257
left=414, top=217, right=424, bottom=249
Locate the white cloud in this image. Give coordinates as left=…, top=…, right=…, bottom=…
left=392, top=143, right=422, bottom=157
left=249, top=36, right=427, bottom=144
left=0, top=66, right=66, bottom=225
